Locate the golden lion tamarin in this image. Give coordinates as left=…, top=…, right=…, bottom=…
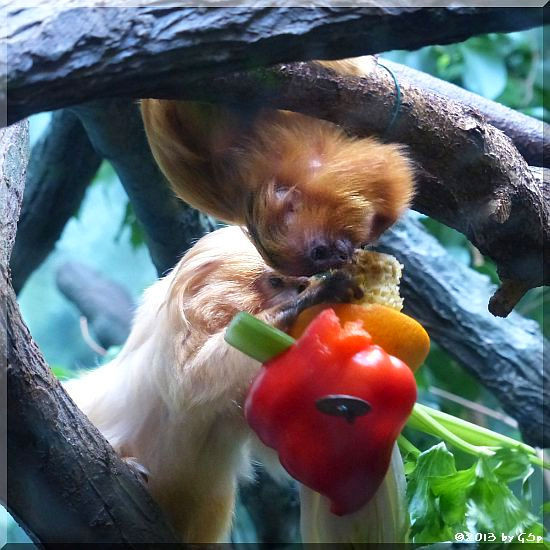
left=141, top=60, right=414, bottom=277
left=65, top=226, right=360, bottom=543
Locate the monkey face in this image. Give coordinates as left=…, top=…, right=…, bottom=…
left=242, top=126, right=414, bottom=277
left=255, top=271, right=310, bottom=310
left=245, top=181, right=380, bottom=277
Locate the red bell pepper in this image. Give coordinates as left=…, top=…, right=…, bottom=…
left=244, top=308, right=417, bottom=516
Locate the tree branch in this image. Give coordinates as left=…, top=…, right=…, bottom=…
left=6, top=6, right=547, bottom=314
left=0, top=121, right=29, bottom=266
left=70, top=100, right=215, bottom=277
left=377, top=213, right=547, bottom=448
left=178, top=60, right=546, bottom=316
left=4, top=6, right=547, bottom=125
left=379, top=57, right=549, bottom=168
left=0, top=120, right=179, bottom=543
left=56, top=261, right=134, bottom=349
left=10, top=110, right=101, bottom=294
left=0, top=120, right=29, bottom=525
left=3, top=268, right=180, bottom=543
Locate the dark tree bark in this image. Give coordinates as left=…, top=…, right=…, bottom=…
left=0, top=121, right=29, bottom=517
left=10, top=110, right=101, bottom=294
left=70, top=100, right=215, bottom=276
left=4, top=6, right=547, bottom=125
left=0, top=122, right=29, bottom=266
left=379, top=57, right=549, bottom=169
left=56, top=261, right=134, bottom=349
left=4, top=270, right=180, bottom=543
left=0, top=121, right=179, bottom=543
left=377, top=213, right=547, bottom=448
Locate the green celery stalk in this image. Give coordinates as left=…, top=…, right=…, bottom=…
left=410, top=404, right=547, bottom=469
left=226, top=311, right=295, bottom=363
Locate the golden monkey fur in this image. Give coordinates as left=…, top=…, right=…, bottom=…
left=141, top=58, right=415, bottom=277
left=65, top=226, right=360, bottom=543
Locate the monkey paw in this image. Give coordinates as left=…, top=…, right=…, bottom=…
left=317, top=270, right=364, bottom=303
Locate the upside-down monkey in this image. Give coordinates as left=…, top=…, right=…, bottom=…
left=65, top=226, right=361, bottom=542
left=141, top=59, right=415, bottom=277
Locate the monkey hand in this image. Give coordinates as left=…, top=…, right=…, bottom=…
left=311, top=271, right=364, bottom=304
left=261, top=271, right=363, bottom=332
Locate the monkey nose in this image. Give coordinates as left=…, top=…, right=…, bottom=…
left=309, top=239, right=353, bottom=271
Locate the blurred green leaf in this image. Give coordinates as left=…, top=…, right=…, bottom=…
left=460, top=44, right=508, bottom=100
left=384, top=27, right=547, bottom=120
left=474, top=261, right=500, bottom=285
left=50, top=365, right=77, bottom=380
left=424, top=342, right=482, bottom=403
left=116, top=201, right=146, bottom=249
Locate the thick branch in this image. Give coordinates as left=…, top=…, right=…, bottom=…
left=3, top=268, right=180, bottom=543
left=0, top=120, right=29, bottom=517
left=0, top=122, right=29, bottom=267
left=377, top=213, right=547, bottom=448
left=380, top=57, right=549, bottom=168
left=5, top=6, right=547, bottom=125
left=70, top=100, right=215, bottom=276
left=0, top=120, right=179, bottom=543
left=179, top=60, right=547, bottom=315
left=56, top=261, right=133, bottom=349
left=10, top=110, right=101, bottom=294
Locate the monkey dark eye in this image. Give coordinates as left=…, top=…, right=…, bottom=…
left=268, top=276, right=285, bottom=289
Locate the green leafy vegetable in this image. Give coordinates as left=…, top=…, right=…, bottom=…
left=407, top=443, right=457, bottom=542
left=116, top=201, right=146, bottom=249
left=407, top=445, right=545, bottom=544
